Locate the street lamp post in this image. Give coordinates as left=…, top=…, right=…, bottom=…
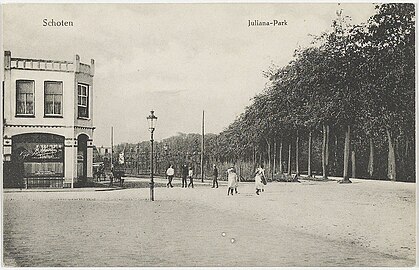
left=147, top=110, right=158, bottom=201
left=163, top=143, right=169, bottom=168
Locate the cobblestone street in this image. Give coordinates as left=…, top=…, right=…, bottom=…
left=3, top=179, right=416, bottom=267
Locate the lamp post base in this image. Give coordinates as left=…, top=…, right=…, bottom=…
left=149, top=182, right=154, bottom=201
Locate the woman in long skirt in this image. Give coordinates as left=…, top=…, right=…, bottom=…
left=255, top=164, right=265, bottom=195
left=227, top=167, right=238, bottom=196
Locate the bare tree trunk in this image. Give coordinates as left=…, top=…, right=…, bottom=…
left=238, top=161, right=242, bottom=180
left=405, top=136, right=409, bottom=157
left=279, top=140, right=283, bottom=174
left=253, top=146, right=256, bottom=169
left=295, top=131, right=300, bottom=176
left=351, top=150, right=356, bottom=178
left=308, top=131, right=312, bottom=177
left=367, top=137, right=374, bottom=177
left=387, top=129, right=396, bottom=181
left=288, top=143, right=292, bottom=175
left=341, top=125, right=352, bottom=183
left=273, top=139, right=276, bottom=180
left=266, top=139, right=271, bottom=175
left=326, top=125, right=329, bottom=174
left=322, top=124, right=330, bottom=179
left=404, top=136, right=412, bottom=181
left=333, top=134, right=338, bottom=175
left=397, top=137, right=405, bottom=180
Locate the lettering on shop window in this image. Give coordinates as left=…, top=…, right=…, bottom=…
left=15, top=143, right=64, bottom=161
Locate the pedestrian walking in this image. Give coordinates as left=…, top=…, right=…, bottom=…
left=227, top=167, right=238, bottom=196
left=255, top=164, right=266, bottom=195
left=166, top=164, right=175, bottom=188
left=212, top=164, right=219, bottom=188
left=187, top=167, right=194, bottom=188
left=181, top=164, right=188, bottom=188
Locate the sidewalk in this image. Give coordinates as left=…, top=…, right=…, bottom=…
left=2, top=176, right=223, bottom=193
left=3, top=187, right=124, bottom=193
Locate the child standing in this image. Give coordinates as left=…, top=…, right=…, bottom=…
left=255, top=164, right=265, bottom=195
left=227, top=167, right=238, bottom=196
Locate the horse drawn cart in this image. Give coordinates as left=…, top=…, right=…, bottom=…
left=110, top=165, right=125, bottom=187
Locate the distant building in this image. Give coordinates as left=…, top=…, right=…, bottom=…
left=97, top=146, right=112, bottom=156
left=2, top=51, right=95, bottom=188
left=94, top=145, right=112, bottom=165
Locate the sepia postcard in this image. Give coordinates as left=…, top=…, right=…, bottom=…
left=1, top=1, right=416, bottom=267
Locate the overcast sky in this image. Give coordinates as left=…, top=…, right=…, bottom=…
left=3, top=3, right=377, bottom=146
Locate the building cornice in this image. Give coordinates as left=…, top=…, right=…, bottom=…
left=11, top=67, right=74, bottom=73
left=4, top=124, right=96, bottom=130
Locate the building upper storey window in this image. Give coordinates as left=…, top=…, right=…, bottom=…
left=77, top=84, right=89, bottom=119
left=16, top=80, right=35, bottom=116
left=44, top=81, right=63, bottom=117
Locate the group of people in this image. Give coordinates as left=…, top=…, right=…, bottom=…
left=225, top=164, right=266, bottom=195
left=165, top=163, right=267, bottom=195
left=166, top=164, right=194, bottom=188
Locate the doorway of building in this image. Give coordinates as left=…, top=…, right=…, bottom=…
left=77, top=134, right=88, bottom=182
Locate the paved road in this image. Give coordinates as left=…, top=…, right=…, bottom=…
left=3, top=179, right=415, bottom=267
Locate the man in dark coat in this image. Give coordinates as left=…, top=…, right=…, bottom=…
left=181, top=164, right=188, bottom=188
left=212, top=164, right=219, bottom=188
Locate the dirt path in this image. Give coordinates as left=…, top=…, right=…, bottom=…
left=3, top=179, right=415, bottom=267
left=166, top=179, right=416, bottom=263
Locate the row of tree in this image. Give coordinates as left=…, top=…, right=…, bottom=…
left=215, top=4, right=415, bottom=182
left=111, top=4, right=415, bottom=182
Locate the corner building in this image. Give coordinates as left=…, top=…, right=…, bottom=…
left=3, top=51, right=95, bottom=188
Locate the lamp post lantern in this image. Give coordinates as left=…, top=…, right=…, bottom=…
left=146, top=110, right=158, bottom=201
